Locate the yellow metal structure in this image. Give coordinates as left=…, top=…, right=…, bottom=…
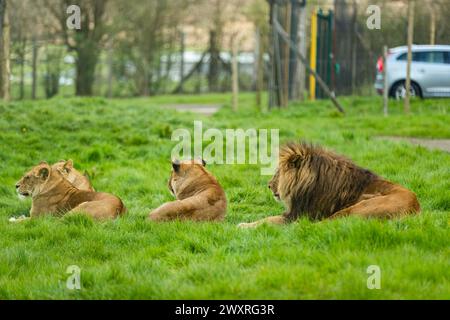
left=309, top=9, right=317, bottom=100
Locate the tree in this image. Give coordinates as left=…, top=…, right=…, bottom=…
left=245, top=0, right=270, bottom=107
left=45, top=0, right=109, bottom=96
left=404, top=0, right=414, bottom=114
left=10, top=0, right=52, bottom=100
left=114, top=0, right=193, bottom=96
left=187, top=0, right=243, bottom=92
left=44, top=46, right=64, bottom=98
left=10, top=0, right=29, bottom=99
left=0, top=0, right=11, bottom=101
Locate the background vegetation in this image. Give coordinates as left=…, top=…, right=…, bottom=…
left=1, top=0, right=449, bottom=100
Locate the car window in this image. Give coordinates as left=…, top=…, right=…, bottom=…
left=413, top=51, right=431, bottom=62
left=396, top=51, right=448, bottom=64
left=397, top=52, right=428, bottom=61
left=430, top=52, right=445, bottom=64
left=443, top=52, right=450, bottom=64
left=397, top=53, right=407, bottom=61
left=397, top=52, right=425, bottom=61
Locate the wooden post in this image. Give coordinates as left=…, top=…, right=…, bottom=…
left=31, top=36, right=38, bottom=100
left=0, top=0, right=10, bottom=101
left=255, top=27, right=264, bottom=109
left=351, top=1, right=357, bottom=95
left=404, top=0, right=415, bottom=114
left=231, top=35, right=239, bottom=112
left=309, top=9, right=317, bottom=101
left=107, top=40, right=113, bottom=98
left=282, top=2, right=291, bottom=106
left=297, top=3, right=307, bottom=101
left=254, top=28, right=259, bottom=93
left=19, top=39, right=26, bottom=100
left=383, top=45, right=389, bottom=117
left=179, top=30, right=185, bottom=93
left=273, top=5, right=284, bottom=108
left=429, top=3, right=436, bottom=45
left=274, top=19, right=345, bottom=114
left=268, top=0, right=275, bottom=109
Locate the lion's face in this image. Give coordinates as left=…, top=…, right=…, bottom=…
left=168, top=159, right=206, bottom=197
left=16, top=163, right=51, bottom=199
left=268, top=168, right=281, bottom=201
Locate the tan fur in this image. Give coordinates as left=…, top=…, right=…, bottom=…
left=16, top=162, right=126, bottom=220
left=239, top=142, right=420, bottom=228
left=148, top=159, right=227, bottom=221
left=52, top=160, right=94, bottom=191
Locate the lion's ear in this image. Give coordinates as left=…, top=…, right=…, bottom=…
left=64, top=159, right=74, bottom=172
left=38, top=167, right=50, bottom=180
left=172, top=159, right=181, bottom=172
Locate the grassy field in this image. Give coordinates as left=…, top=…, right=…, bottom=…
left=0, top=93, right=449, bottom=299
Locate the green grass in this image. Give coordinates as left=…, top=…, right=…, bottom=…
left=0, top=93, right=449, bottom=299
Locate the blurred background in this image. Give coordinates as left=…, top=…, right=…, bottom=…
left=0, top=0, right=449, bottom=103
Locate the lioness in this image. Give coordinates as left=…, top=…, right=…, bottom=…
left=148, top=159, right=227, bottom=221
left=15, top=162, right=126, bottom=220
left=52, top=159, right=94, bottom=191
left=238, top=142, right=420, bottom=228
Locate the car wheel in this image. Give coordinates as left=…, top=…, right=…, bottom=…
left=391, top=81, right=421, bottom=100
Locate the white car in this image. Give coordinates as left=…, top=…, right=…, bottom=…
left=374, top=45, right=450, bottom=99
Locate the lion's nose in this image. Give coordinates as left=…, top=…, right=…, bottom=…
left=15, top=184, right=19, bottom=189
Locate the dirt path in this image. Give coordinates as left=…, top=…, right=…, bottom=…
left=377, top=136, right=450, bottom=153
left=164, top=104, right=222, bottom=116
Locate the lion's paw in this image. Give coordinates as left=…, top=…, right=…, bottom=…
left=9, top=215, right=29, bottom=223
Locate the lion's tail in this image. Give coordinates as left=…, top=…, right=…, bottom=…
left=118, top=199, right=127, bottom=216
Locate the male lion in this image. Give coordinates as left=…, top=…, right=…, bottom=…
left=238, top=142, right=420, bottom=228
left=52, top=159, right=94, bottom=191
left=148, top=159, right=227, bottom=221
left=15, top=162, right=126, bottom=220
